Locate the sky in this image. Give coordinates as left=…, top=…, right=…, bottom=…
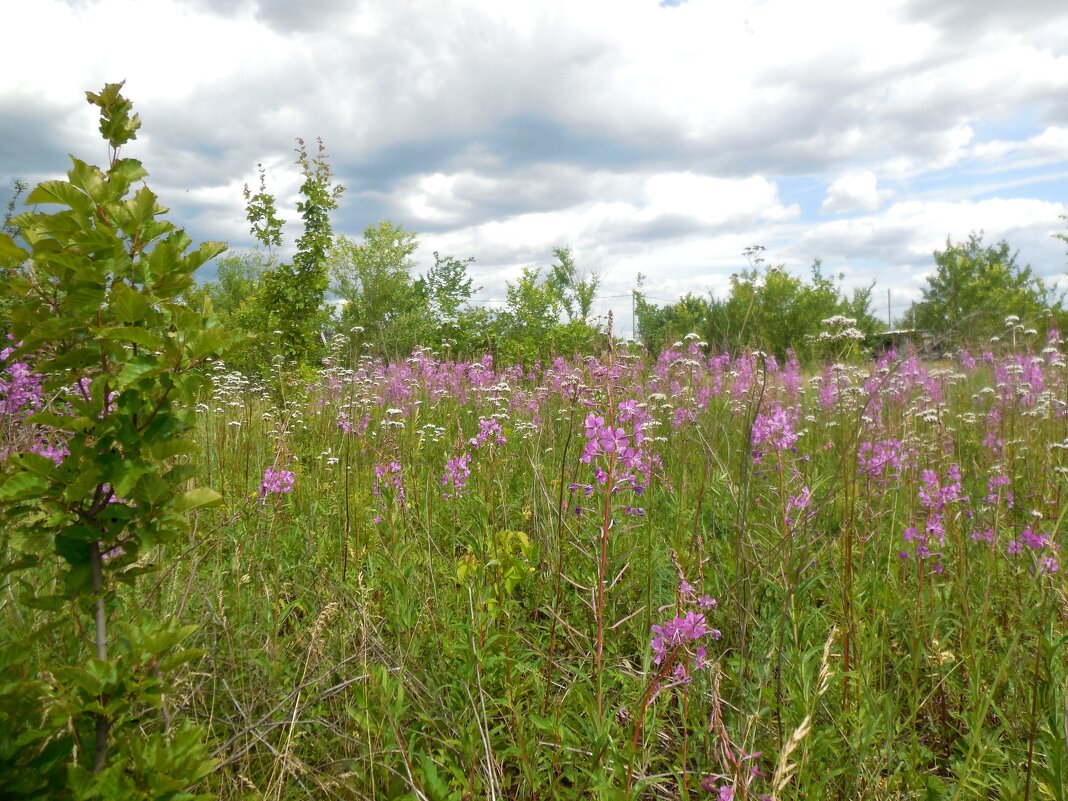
left=3, top=0, right=1068, bottom=334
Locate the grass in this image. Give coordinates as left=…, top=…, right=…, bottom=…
left=10, top=341, right=1068, bottom=799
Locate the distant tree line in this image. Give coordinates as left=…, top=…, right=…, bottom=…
left=634, top=249, right=883, bottom=363
left=6, top=149, right=1067, bottom=374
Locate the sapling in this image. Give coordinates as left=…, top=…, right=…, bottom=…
left=0, top=82, right=229, bottom=799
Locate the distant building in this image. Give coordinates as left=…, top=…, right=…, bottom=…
left=876, top=329, right=942, bottom=358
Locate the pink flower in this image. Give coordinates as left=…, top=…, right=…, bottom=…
left=441, top=452, right=472, bottom=499
left=260, top=467, right=295, bottom=497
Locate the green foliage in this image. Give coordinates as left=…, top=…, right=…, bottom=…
left=260, top=138, right=344, bottom=366
left=330, top=220, right=421, bottom=352
left=242, top=164, right=285, bottom=254
left=293, top=138, right=343, bottom=275
left=456, top=529, right=536, bottom=613
left=198, top=251, right=269, bottom=320
left=903, top=232, right=1063, bottom=343
left=634, top=278, right=710, bottom=355
left=417, top=252, right=488, bottom=356
left=2, top=178, right=27, bottom=237
left=180, top=252, right=274, bottom=374
left=636, top=258, right=881, bottom=361
left=422, top=251, right=479, bottom=326
left=720, top=261, right=881, bottom=361
left=0, top=178, right=29, bottom=332
left=495, top=262, right=601, bottom=365
left=547, top=245, right=599, bottom=323
left=0, top=82, right=226, bottom=798
left=329, top=226, right=494, bottom=360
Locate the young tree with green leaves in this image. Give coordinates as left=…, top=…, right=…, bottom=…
left=547, top=245, right=600, bottom=323
left=421, top=251, right=478, bottom=325
left=329, top=220, right=421, bottom=352
left=414, top=251, right=488, bottom=356
left=242, top=163, right=285, bottom=257
left=634, top=281, right=713, bottom=356
left=0, top=179, right=29, bottom=331
left=260, top=138, right=344, bottom=365
left=716, top=261, right=881, bottom=361
left=495, top=262, right=602, bottom=365
left=903, top=232, right=1063, bottom=343
left=0, top=82, right=228, bottom=799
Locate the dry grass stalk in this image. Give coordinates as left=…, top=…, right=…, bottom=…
left=771, top=625, right=836, bottom=799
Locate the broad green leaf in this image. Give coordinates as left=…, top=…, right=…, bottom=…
left=187, top=327, right=230, bottom=360
left=20, top=592, right=66, bottom=611
left=115, top=356, right=159, bottom=389
left=148, top=438, right=200, bottom=461
left=125, top=185, right=162, bottom=230
left=112, top=461, right=152, bottom=498
left=63, top=466, right=105, bottom=502
left=67, top=157, right=108, bottom=202
left=108, top=281, right=150, bottom=323
left=0, top=233, right=29, bottom=265
left=25, top=180, right=94, bottom=217
left=96, top=325, right=163, bottom=349
left=24, top=410, right=74, bottom=430
left=108, top=157, right=148, bottom=188
left=0, top=472, right=47, bottom=501
left=173, top=487, right=222, bottom=514
left=10, top=452, right=58, bottom=478
left=133, top=472, right=171, bottom=507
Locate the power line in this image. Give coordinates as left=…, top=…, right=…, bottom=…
left=467, top=291, right=918, bottom=308
left=468, top=291, right=654, bottom=305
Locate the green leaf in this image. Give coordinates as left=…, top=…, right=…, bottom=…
left=173, top=487, right=222, bottom=514
left=108, top=157, right=148, bottom=190
left=83, top=658, right=119, bottom=692
left=20, top=592, right=66, bottom=611
left=187, top=327, right=230, bottom=360
left=10, top=452, right=59, bottom=478
left=67, top=157, right=109, bottom=203
left=63, top=467, right=105, bottom=503
left=149, top=439, right=200, bottom=461
left=97, top=325, right=164, bottom=349
left=116, top=356, right=159, bottom=389
left=0, top=232, right=29, bottom=265
left=0, top=472, right=47, bottom=501
left=134, top=472, right=171, bottom=508
left=26, top=180, right=94, bottom=217
left=108, top=281, right=150, bottom=323
left=112, top=461, right=152, bottom=498
left=125, top=185, right=162, bottom=230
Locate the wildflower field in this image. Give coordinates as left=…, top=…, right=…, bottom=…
left=1, top=81, right=1066, bottom=801
left=7, top=328, right=1067, bottom=799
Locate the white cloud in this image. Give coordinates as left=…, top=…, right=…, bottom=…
left=821, top=171, right=892, bottom=214
left=2, top=0, right=1068, bottom=332
left=972, top=126, right=1068, bottom=166
left=642, top=173, right=797, bottom=225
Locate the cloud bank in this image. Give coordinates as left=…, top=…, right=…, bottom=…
left=3, top=0, right=1067, bottom=331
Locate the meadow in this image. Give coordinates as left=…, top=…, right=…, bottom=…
left=14, top=332, right=1058, bottom=799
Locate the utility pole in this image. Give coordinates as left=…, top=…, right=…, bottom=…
left=623, top=290, right=632, bottom=343
left=887, top=288, right=892, bottom=329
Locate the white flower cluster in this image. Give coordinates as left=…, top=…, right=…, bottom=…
left=821, top=315, right=857, bottom=328
left=813, top=328, right=866, bottom=342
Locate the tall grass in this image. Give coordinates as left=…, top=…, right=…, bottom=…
left=7, top=335, right=1068, bottom=799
